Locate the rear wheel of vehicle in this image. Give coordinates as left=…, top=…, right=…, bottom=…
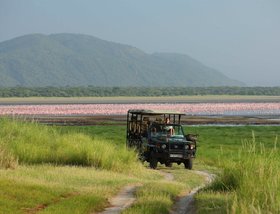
left=184, top=159, right=193, bottom=170
left=150, top=155, right=158, bottom=169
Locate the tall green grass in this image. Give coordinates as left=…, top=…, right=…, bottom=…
left=0, top=118, right=141, bottom=173
left=196, top=131, right=280, bottom=213
left=0, top=144, right=18, bottom=169
left=229, top=133, right=280, bottom=213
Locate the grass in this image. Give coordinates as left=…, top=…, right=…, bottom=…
left=0, top=165, right=203, bottom=214
left=185, top=126, right=279, bottom=164
left=0, top=165, right=154, bottom=214
left=1, top=117, right=280, bottom=213
left=0, top=118, right=205, bottom=213
left=187, top=126, right=280, bottom=213
left=123, top=166, right=205, bottom=214
left=0, top=144, right=18, bottom=169
left=0, top=118, right=139, bottom=173
left=123, top=182, right=180, bottom=214
left=57, top=125, right=126, bottom=145
left=0, top=164, right=203, bottom=214
left=228, top=136, right=280, bottom=213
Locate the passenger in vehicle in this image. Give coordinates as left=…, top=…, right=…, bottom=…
left=151, top=127, right=158, bottom=137
left=164, top=118, right=174, bottom=135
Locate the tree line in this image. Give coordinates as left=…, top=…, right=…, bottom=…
left=0, top=86, right=280, bottom=97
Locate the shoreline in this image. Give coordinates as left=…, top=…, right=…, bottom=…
left=7, top=114, right=280, bottom=126
left=1, top=95, right=280, bottom=105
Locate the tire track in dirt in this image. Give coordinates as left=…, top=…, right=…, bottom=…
left=159, top=170, right=174, bottom=181
left=98, top=170, right=218, bottom=214
left=170, top=171, right=215, bottom=214
left=95, top=169, right=213, bottom=214
left=98, top=170, right=174, bottom=214
left=98, top=184, right=142, bottom=214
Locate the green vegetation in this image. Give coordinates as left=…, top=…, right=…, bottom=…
left=185, top=126, right=280, bottom=213
left=0, top=33, right=242, bottom=87
left=1, top=118, right=280, bottom=213
left=124, top=168, right=204, bottom=214
left=0, top=118, right=139, bottom=173
left=0, top=165, right=143, bottom=214
left=0, top=118, right=204, bottom=214
left=1, top=86, right=280, bottom=97
left=0, top=144, right=18, bottom=169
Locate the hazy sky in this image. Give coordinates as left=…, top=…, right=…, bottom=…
left=1, top=0, right=280, bottom=86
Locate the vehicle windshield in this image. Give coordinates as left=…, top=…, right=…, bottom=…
left=149, top=124, right=184, bottom=138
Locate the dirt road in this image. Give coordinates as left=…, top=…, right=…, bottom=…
left=98, top=170, right=213, bottom=214
left=170, top=171, right=215, bottom=214
left=98, top=184, right=142, bottom=214
left=98, top=171, right=173, bottom=214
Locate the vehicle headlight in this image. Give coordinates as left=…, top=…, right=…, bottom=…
left=185, top=144, right=195, bottom=150
left=161, top=144, right=166, bottom=149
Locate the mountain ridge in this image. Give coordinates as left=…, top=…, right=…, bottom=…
left=0, top=33, right=244, bottom=87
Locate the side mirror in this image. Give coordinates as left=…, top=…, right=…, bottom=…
left=185, top=134, right=199, bottom=142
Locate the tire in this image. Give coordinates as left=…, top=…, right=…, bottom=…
left=165, top=162, right=173, bottom=168
left=184, top=158, right=193, bottom=170
left=139, top=153, right=146, bottom=163
left=149, top=154, right=158, bottom=169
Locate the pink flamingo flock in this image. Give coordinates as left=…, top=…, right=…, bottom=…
left=0, top=102, right=280, bottom=116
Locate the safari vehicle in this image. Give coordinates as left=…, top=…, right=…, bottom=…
left=126, top=109, right=197, bottom=169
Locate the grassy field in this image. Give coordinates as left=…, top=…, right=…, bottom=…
left=0, top=118, right=204, bottom=214
left=0, top=118, right=280, bottom=213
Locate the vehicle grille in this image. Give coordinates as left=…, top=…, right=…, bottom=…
left=169, top=144, right=184, bottom=152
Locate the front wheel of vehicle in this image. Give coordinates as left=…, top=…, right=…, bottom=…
left=184, top=159, right=193, bottom=170
left=150, top=156, right=158, bottom=169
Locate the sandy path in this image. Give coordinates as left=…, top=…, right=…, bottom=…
left=159, top=171, right=175, bottom=181
left=98, top=171, right=174, bottom=214
left=98, top=184, right=142, bottom=214
left=170, top=171, right=215, bottom=214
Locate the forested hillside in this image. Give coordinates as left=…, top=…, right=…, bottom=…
left=0, top=33, right=243, bottom=87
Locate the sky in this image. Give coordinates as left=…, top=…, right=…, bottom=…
left=1, top=0, right=280, bottom=86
